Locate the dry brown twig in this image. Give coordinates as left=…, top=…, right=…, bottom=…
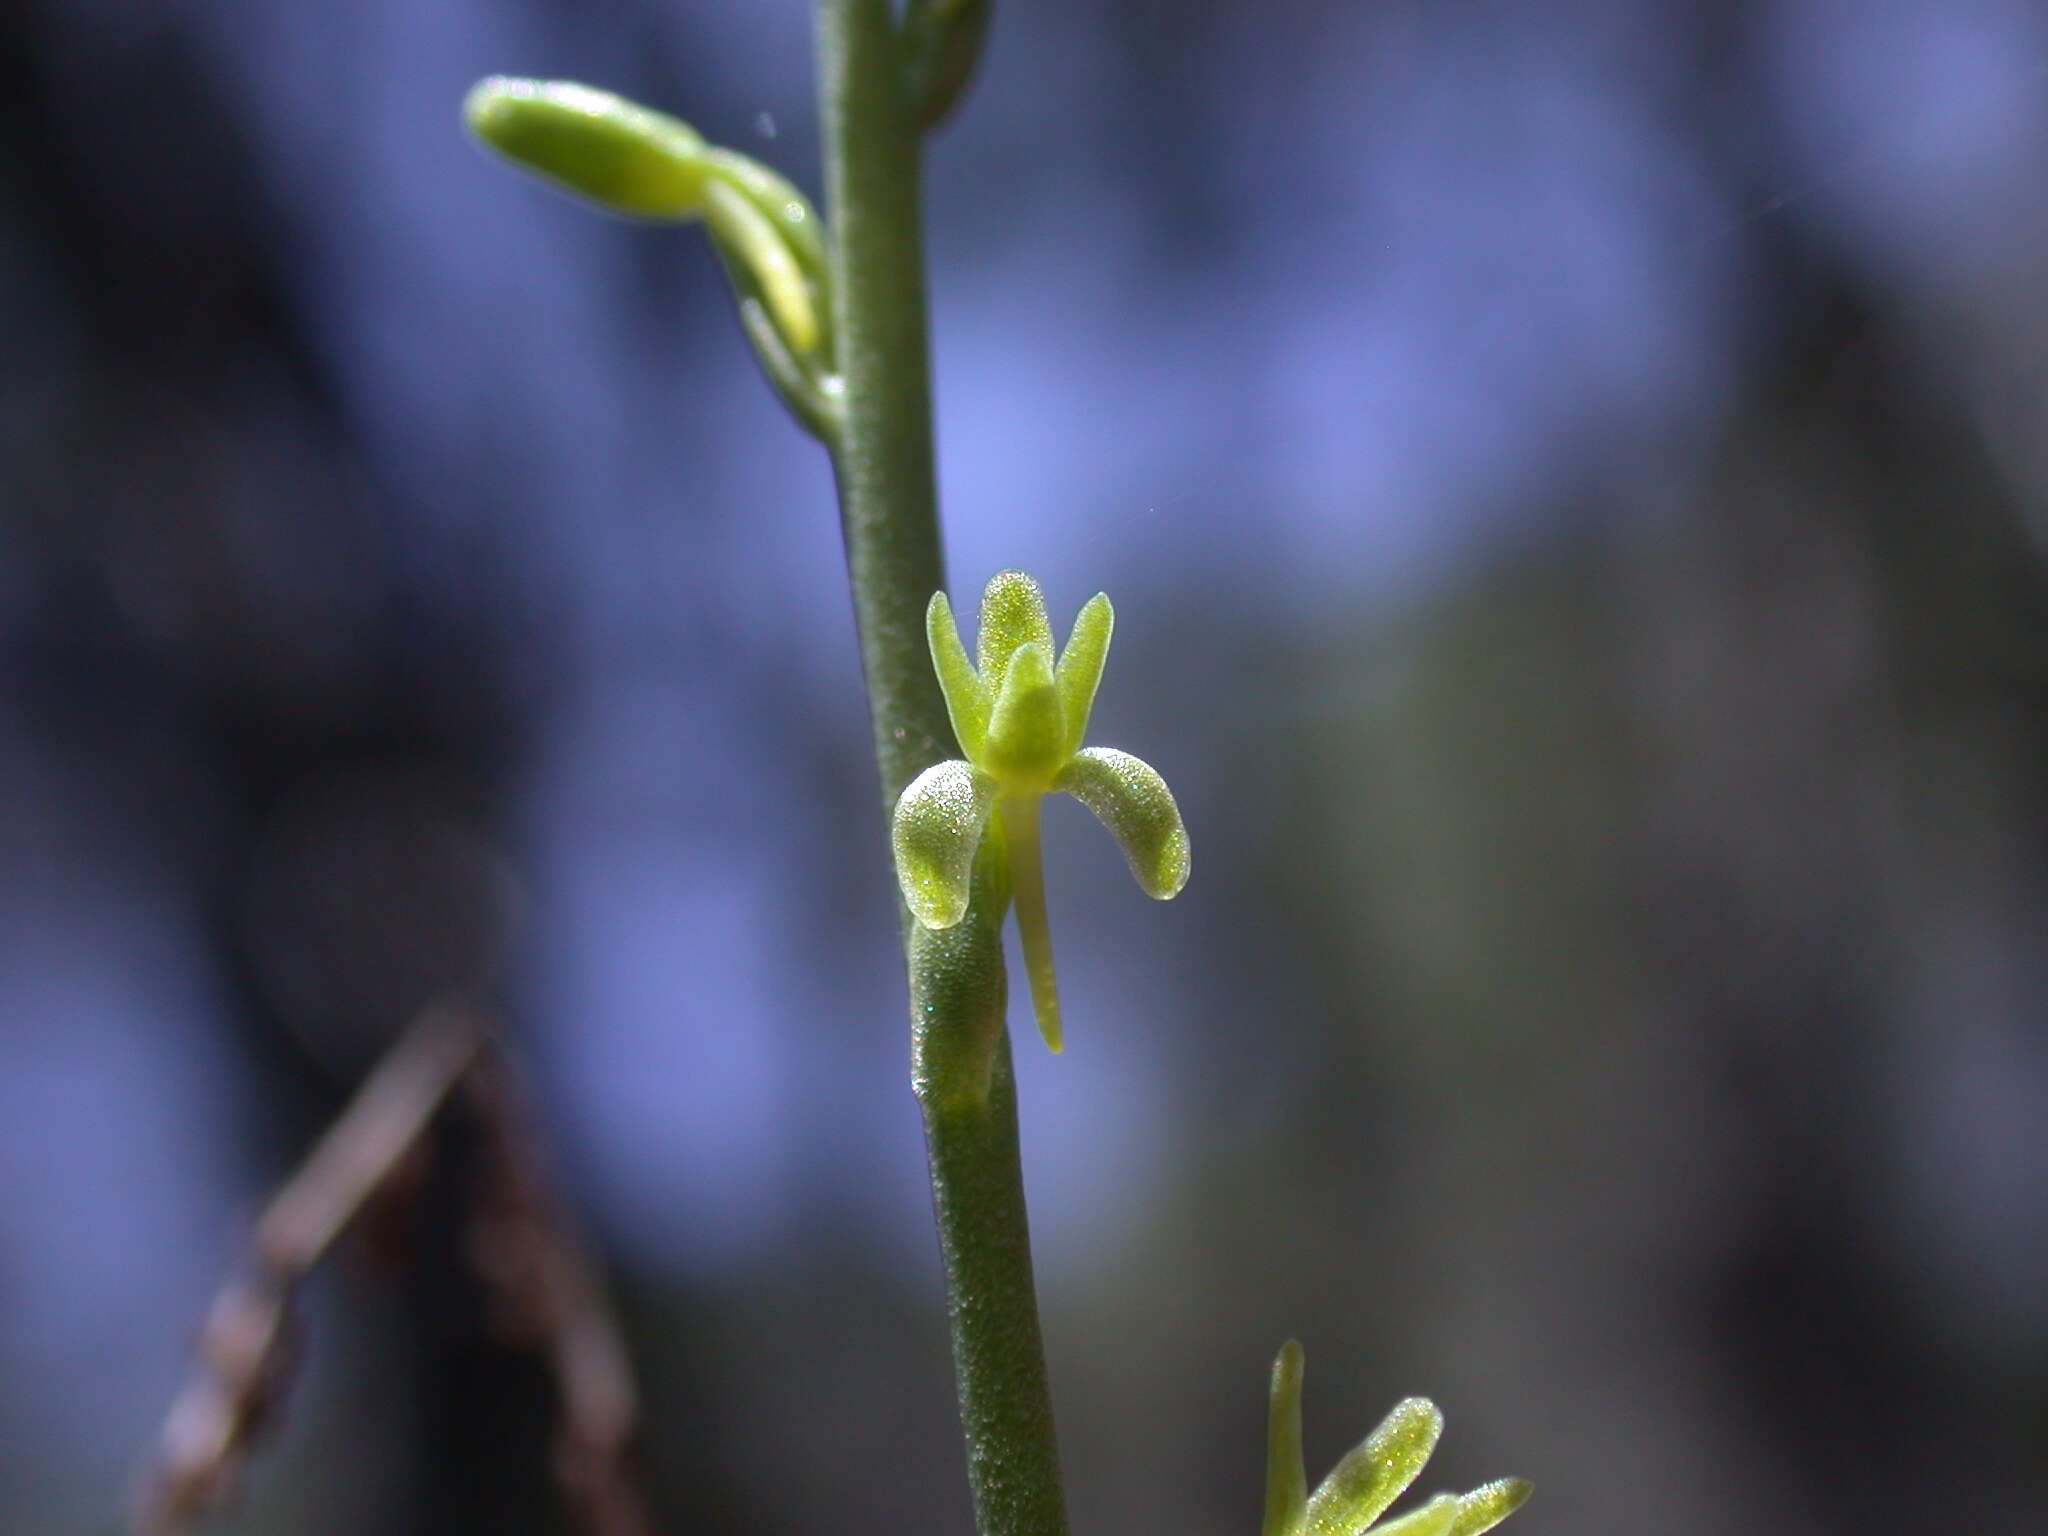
left=132, top=1000, right=486, bottom=1536
left=130, top=999, right=652, bottom=1536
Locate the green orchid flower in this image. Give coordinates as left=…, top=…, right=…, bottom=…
left=1264, top=1341, right=1532, bottom=1536
left=892, top=570, right=1191, bottom=1052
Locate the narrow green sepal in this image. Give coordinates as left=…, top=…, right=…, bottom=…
left=976, top=570, right=1056, bottom=694
left=1449, top=1479, right=1532, bottom=1536
left=983, top=643, right=1067, bottom=788
left=1306, top=1397, right=1444, bottom=1536
left=928, top=592, right=990, bottom=757
left=893, top=760, right=999, bottom=929
left=1053, top=747, right=1190, bottom=899
left=1055, top=592, right=1113, bottom=756
left=464, top=77, right=709, bottom=219
left=1364, top=1494, right=1462, bottom=1536
left=1263, top=1341, right=1309, bottom=1536
left=702, top=179, right=821, bottom=358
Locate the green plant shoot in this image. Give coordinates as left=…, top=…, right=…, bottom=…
left=1264, top=1341, right=1532, bottom=1536
left=892, top=569, right=1191, bottom=1051
left=463, top=76, right=837, bottom=430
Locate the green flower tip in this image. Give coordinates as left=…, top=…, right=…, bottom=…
left=1265, top=1342, right=1528, bottom=1536
left=464, top=76, right=709, bottom=219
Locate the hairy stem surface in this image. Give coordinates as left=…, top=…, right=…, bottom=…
left=816, top=5, right=1070, bottom=1536
left=818, top=0, right=949, bottom=807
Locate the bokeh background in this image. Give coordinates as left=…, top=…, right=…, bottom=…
left=5, top=1, right=2048, bottom=1533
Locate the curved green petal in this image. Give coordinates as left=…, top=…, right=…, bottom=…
left=928, top=592, right=989, bottom=757
left=1449, top=1479, right=1532, bottom=1536
left=1305, top=1398, right=1443, bottom=1536
left=464, top=77, right=709, bottom=219
left=700, top=148, right=829, bottom=288
left=1053, top=747, right=1190, bottom=899
left=1364, top=1495, right=1461, bottom=1536
left=1263, top=1341, right=1308, bottom=1536
left=893, top=760, right=998, bottom=929
left=702, top=178, right=820, bottom=357
left=976, top=570, right=1056, bottom=693
left=1056, top=592, right=1113, bottom=756
left=983, top=643, right=1067, bottom=788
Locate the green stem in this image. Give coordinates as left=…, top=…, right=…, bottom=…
left=816, top=6, right=1071, bottom=1536
left=920, top=1033, right=1069, bottom=1536
left=818, top=0, right=949, bottom=807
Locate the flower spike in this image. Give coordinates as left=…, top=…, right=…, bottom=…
left=1260, top=1341, right=1530, bottom=1536
left=892, top=570, right=1190, bottom=1050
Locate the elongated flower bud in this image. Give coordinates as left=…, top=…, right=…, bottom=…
left=464, top=74, right=839, bottom=434
left=464, top=77, right=709, bottom=219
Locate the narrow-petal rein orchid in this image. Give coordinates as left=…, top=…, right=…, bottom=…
left=1263, top=1341, right=1531, bottom=1536
left=892, top=570, right=1191, bottom=1051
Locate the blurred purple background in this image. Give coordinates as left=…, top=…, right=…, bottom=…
left=4, top=1, right=2048, bottom=1533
